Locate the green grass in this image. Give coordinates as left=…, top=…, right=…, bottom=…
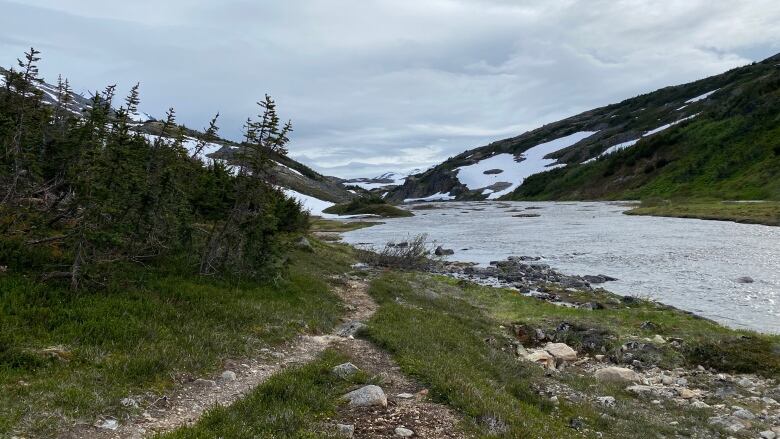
left=158, top=350, right=365, bottom=439
left=363, top=271, right=780, bottom=437
left=625, top=199, right=780, bottom=226
left=323, top=197, right=413, bottom=218
left=0, top=241, right=354, bottom=437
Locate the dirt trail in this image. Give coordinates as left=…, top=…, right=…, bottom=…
left=66, top=278, right=374, bottom=439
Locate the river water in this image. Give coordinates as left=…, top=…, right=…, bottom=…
left=342, top=202, right=780, bottom=334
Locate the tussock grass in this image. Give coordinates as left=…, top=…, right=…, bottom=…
left=0, top=243, right=353, bottom=436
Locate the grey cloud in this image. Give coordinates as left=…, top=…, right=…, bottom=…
left=2, top=0, right=780, bottom=178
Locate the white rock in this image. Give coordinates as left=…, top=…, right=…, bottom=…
left=96, top=419, right=119, bottom=430
left=343, top=385, right=387, bottom=407
left=120, top=397, right=138, bottom=408
left=525, top=351, right=555, bottom=369
left=691, top=400, right=710, bottom=409
left=652, top=335, right=666, bottom=344
left=545, top=343, right=577, bottom=362
left=661, top=376, right=674, bottom=386
left=626, top=385, right=655, bottom=396
left=332, top=363, right=360, bottom=379
left=221, top=371, right=237, bottom=381
left=395, top=427, right=414, bottom=437
left=594, top=367, right=640, bottom=384
left=397, top=393, right=415, bottom=399
left=759, top=431, right=776, bottom=439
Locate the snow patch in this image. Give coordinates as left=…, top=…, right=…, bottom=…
left=643, top=113, right=699, bottom=137
left=281, top=188, right=336, bottom=217
left=404, top=192, right=456, bottom=203
left=685, top=89, right=719, bottom=103
left=456, top=131, right=597, bottom=199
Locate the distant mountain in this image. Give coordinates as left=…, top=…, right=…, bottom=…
left=343, top=170, right=422, bottom=193
left=1, top=66, right=355, bottom=215
left=388, top=53, right=780, bottom=202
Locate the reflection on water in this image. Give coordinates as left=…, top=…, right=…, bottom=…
left=342, top=202, right=780, bottom=334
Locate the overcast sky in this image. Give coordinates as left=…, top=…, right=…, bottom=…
left=2, top=1, right=779, bottom=177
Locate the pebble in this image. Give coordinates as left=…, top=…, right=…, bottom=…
left=221, top=371, right=237, bottom=381
left=193, top=378, right=217, bottom=387
left=397, top=393, right=415, bottom=399
left=343, top=385, right=387, bottom=407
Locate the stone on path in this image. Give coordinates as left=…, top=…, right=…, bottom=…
left=336, top=424, right=355, bottom=437
left=343, top=385, right=387, bottom=407
left=395, top=426, right=414, bottom=437
left=220, top=371, right=237, bottom=381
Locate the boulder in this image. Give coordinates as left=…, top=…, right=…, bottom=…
left=760, top=431, right=777, bottom=439
left=545, top=343, right=577, bottom=362
left=434, top=246, right=455, bottom=256
left=594, top=367, right=640, bottom=384
left=708, top=415, right=745, bottom=433
left=295, top=236, right=313, bottom=252
left=525, top=351, right=555, bottom=369
left=332, top=362, right=360, bottom=379
left=736, top=276, right=754, bottom=284
left=343, top=385, right=387, bottom=407
left=220, top=371, right=237, bottom=382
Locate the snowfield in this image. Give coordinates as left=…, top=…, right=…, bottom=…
left=643, top=113, right=699, bottom=137
left=456, top=131, right=597, bottom=199
left=346, top=171, right=413, bottom=190
left=282, top=188, right=336, bottom=217
left=404, top=192, right=457, bottom=203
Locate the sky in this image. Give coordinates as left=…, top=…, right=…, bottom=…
left=1, top=1, right=779, bottom=178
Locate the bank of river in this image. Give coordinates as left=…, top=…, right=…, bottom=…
left=342, top=201, right=780, bottom=333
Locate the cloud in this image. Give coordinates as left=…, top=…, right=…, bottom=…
left=2, top=0, right=779, bottom=178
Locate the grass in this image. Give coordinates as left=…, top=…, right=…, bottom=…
left=158, top=350, right=367, bottom=439
left=0, top=240, right=354, bottom=437
left=363, top=271, right=780, bottom=437
left=625, top=199, right=780, bottom=226
left=323, top=197, right=413, bottom=218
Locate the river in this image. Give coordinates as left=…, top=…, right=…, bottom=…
left=342, top=201, right=780, bottom=334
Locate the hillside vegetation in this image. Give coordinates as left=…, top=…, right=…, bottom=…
left=388, top=53, right=780, bottom=204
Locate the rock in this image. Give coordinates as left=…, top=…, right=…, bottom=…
left=661, top=375, right=674, bottom=385
left=736, top=276, right=754, bottom=284
left=626, top=385, right=655, bottom=397
left=597, top=396, right=616, bottom=407
left=678, top=388, right=697, bottom=399
left=525, top=351, right=556, bottom=369
left=343, top=385, right=387, bottom=407
left=434, top=246, right=455, bottom=256
left=760, top=431, right=777, bottom=439
left=545, top=343, right=578, bottom=362
left=220, top=371, right=237, bottom=381
left=652, top=335, right=666, bottom=344
left=336, top=321, right=366, bottom=337
left=395, top=427, right=414, bottom=437
left=640, top=321, right=658, bottom=330
left=732, top=408, right=755, bottom=420
left=569, top=417, right=584, bottom=430
left=336, top=424, right=355, bottom=437
left=96, top=419, right=119, bottom=431
left=594, top=367, right=640, bottom=384
left=691, top=400, right=710, bottom=409
left=295, top=236, right=313, bottom=252
left=397, top=393, right=415, bottom=399
left=193, top=378, right=217, bottom=387
left=332, top=363, right=360, bottom=379
left=120, top=397, right=138, bottom=408
left=707, top=415, right=745, bottom=432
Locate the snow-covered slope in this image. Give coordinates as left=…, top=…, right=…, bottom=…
left=455, top=131, right=596, bottom=199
